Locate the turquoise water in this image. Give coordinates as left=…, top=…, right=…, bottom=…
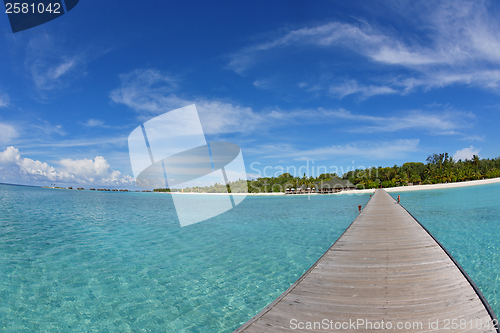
left=390, top=184, right=500, bottom=318
left=1, top=184, right=498, bottom=332
left=0, top=184, right=369, bottom=332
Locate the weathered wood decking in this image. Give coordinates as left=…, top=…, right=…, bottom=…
left=235, top=189, right=498, bottom=332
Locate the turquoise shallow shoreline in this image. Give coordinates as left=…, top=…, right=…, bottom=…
left=0, top=183, right=498, bottom=331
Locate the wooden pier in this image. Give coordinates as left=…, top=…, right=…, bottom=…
left=235, top=189, right=499, bottom=332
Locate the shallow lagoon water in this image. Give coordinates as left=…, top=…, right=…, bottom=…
left=0, top=183, right=498, bottom=331
left=0, top=184, right=368, bottom=332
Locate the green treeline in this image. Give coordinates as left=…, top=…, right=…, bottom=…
left=157, top=153, right=500, bottom=193
left=344, top=153, right=500, bottom=189
left=153, top=188, right=171, bottom=192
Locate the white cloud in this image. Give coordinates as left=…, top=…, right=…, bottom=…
left=49, top=59, right=75, bottom=80
left=0, top=92, right=9, bottom=107
left=195, top=99, right=266, bottom=135
left=110, top=69, right=270, bottom=135
left=228, top=0, right=500, bottom=94
left=30, top=57, right=79, bottom=92
left=29, top=119, right=66, bottom=136
left=0, top=119, right=71, bottom=149
left=110, top=69, right=178, bottom=114
left=29, top=56, right=80, bottom=92
left=58, top=156, right=125, bottom=183
left=0, top=146, right=60, bottom=182
left=16, top=136, right=127, bottom=149
left=395, top=70, right=500, bottom=92
left=453, top=146, right=480, bottom=161
left=329, top=80, right=397, bottom=98
left=227, top=21, right=391, bottom=74
left=460, top=135, right=485, bottom=141
left=24, top=34, right=85, bottom=95
left=83, top=119, right=106, bottom=127
left=320, top=108, right=473, bottom=135
left=371, top=46, right=441, bottom=66
left=0, top=122, right=19, bottom=144
left=110, top=69, right=477, bottom=138
left=247, top=139, right=420, bottom=161
left=253, top=79, right=274, bottom=89
left=0, top=146, right=134, bottom=186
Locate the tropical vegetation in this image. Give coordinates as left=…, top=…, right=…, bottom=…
left=156, top=153, right=500, bottom=193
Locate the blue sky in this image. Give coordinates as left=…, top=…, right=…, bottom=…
left=1, top=0, right=500, bottom=187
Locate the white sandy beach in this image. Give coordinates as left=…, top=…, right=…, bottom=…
left=342, top=177, right=500, bottom=194
left=169, top=191, right=284, bottom=196
left=166, top=177, right=500, bottom=196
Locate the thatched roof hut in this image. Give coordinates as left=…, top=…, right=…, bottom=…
left=315, top=177, right=355, bottom=193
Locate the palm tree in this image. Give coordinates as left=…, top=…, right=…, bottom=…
left=472, top=155, right=480, bottom=174
left=383, top=167, right=393, bottom=182
left=423, top=164, right=434, bottom=182
left=306, top=179, right=315, bottom=192
left=464, top=165, right=474, bottom=181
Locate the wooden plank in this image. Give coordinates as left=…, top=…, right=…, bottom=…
left=234, top=189, right=499, bottom=333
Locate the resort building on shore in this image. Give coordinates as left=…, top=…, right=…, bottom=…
left=315, top=177, right=356, bottom=193
left=285, top=177, right=356, bottom=194
left=297, top=184, right=313, bottom=194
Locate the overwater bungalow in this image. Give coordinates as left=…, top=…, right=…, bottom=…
left=77, top=187, right=84, bottom=190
